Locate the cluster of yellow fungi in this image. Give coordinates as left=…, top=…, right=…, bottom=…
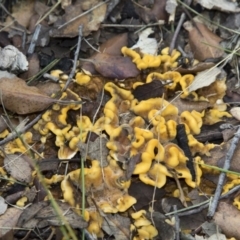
left=0, top=46, right=234, bottom=239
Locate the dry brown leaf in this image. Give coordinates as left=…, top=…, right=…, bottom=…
left=5, top=0, right=35, bottom=29
left=177, top=62, right=215, bottom=74
left=214, top=201, right=240, bottom=239
left=202, top=138, right=240, bottom=174
left=129, top=180, right=165, bottom=211
left=0, top=77, right=54, bottom=114
left=102, top=214, right=131, bottom=240
left=50, top=0, right=107, bottom=38
left=0, top=208, right=22, bottom=238
left=134, top=0, right=168, bottom=23
left=82, top=33, right=128, bottom=74
left=148, top=212, right=175, bottom=240
left=90, top=53, right=140, bottom=79
left=184, top=21, right=224, bottom=61
left=17, top=200, right=88, bottom=229
left=99, top=33, right=128, bottom=56
left=4, top=154, right=33, bottom=183
left=170, top=97, right=211, bottom=114
left=133, top=80, right=165, bottom=101
left=0, top=196, right=7, bottom=215
left=79, top=135, right=109, bottom=167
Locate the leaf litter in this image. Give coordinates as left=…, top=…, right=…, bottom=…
left=1, top=0, right=240, bottom=239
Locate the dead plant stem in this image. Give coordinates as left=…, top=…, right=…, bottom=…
left=63, top=25, right=83, bottom=91
left=35, top=0, right=61, bottom=26
left=174, top=205, right=180, bottom=240
left=0, top=114, right=42, bottom=146
left=101, top=22, right=164, bottom=28
left=207, top=126, right=240, bottom=219
left=169, top=13, right=186, bottom=54
left=166, top=185, right=240, bottom=217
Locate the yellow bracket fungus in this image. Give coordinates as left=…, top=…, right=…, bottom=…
left=44, top=174, right=64, bottom=185
left=16, top=196, right=28, bottom=207
left=61, top=176, right=76, bottom=207
left=121, top=47, right=161, bottom=70
left=131, top=209, right=158, bottom=240
left=0, top=129, right=9, bottom=138
left=75, top=72, right=91, bottom=85
left=132, top=127, right=154, bottom=150
left=187, top=134, right=215, bottom=156
left=116, top=195, right=137, bottom=212
left=139, top=162, right=171, bottom=188
left=164, top=143, right=188, bottom=167
left=146, top=71, right=182, bottom=90
left=180, top=110, right=204, bottom=135
left=132, top=98, right=178, bottom=121
left=87, top=211, right=104, bottom=237
left=50, top=69, right=68, bottom=81
left=4, top=132, right=33, bottom=154
left=151, top=115, right=177, bottom=142
left=133, top=139, right=165, bottom=174
left=179, top=74, right=195, bottom=98
left=204, top=109, right=232, bottom=125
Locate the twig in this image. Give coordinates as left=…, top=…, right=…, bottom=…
left=28, top=24, right=41, bottom=54
left=0, top=22, right=29, bottom=33
left=62, top=25, right=83, bottom=92
left=35, top=0, right=61, bottom=26
left=174, top=205, right=180, bottom=240
left=58, top=1, right=109, bottom=30
left=207, top=126, right=240, bottom=219
left=43, top=73, right=59, bottom=82
left=0, top=2, right=15, bottom=21
left=166, top=185, right=240, bottom=217
left=101, top=22, right=164, bottom=28
left=169, top=13, right=185, bottom=54
left=131, top=0, right=146, bottom=9
left=0, top=113, right=42, bottom=146
left=83, top=38, right=101, bottom=53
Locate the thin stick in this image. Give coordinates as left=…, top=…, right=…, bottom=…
left=207, top=126, right=240, bottom=219
left=62, top=25, right=83, bottom=91
left=35, top=0, right=61, bottom=26
left=173, top=205, right=180, bottom=240
left=101, top=22, right=165, bottom=28
left=0, top=22, right=29, bottom=33
left=0, top=114, right=42, bottom=146
left=28, top=24, right=41, bottom=54
left=166, top=185, right=240, bottom=216
left=83, top=38, right=101, bottom=53
left=58, top=1, right=109, bottom=30
left=169, top=13, right=186, bottom=54
left=0, top=3, right=15, bottom=21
